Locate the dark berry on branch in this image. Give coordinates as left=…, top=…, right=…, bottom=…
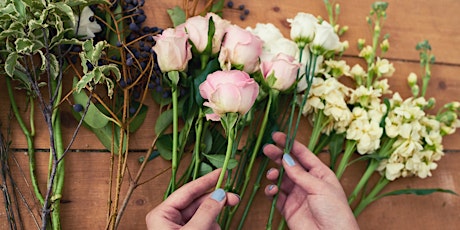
left=70, top=55, right=78, bottom=64
left=244, top=9, right=250, bottom=15
left=238, top=4, right=245, bottom=10
left=126, top=57, right=134, bottom=66
left=148, top=82, right=155, bottom=89
left=120, top=79, right=127, bottom=88
left=72, top=46, right=82, bottom=52
left=116, top=41, right=122, bottom=47
left=133, top=90, right=141, bottom=99
left=133, top=0, right=138, bottom=6
left=227, top=1, right=234, bottom=8
left=129, top=22, right=140, bottom=32
left=140, top=61, right=147, bottom=69
left=136, top=14, right=146, bottom=24
left=139, top=0, right=145, bottom=6
left=73, top=104, right=84, bottom=112
left=240, top=14, right=246, bottom=21
left=129, top=106, right=137, bottom=114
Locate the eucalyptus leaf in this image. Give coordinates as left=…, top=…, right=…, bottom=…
left=91, top=122, right=127, bottom=154
left=204, top=153, right=238, bottom=169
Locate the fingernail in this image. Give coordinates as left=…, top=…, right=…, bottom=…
left=266, top=168, right=274, bottom=176
left=235, top=194, right=241, bottom=201
left=268, top=184, right=275, bottom=191
left=211, top=189, right=226, bottom=202
left=283, top=153, right=295, bottom=166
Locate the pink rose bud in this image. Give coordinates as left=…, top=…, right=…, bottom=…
left=206, top=13, right=231, bottom=54
left=199, top=70, right=259, bottom=121
left=152, top=28, right=192, bottom=72
left=182, top=15, right=209, bottom=53
left=218, top=25, right=263, bottom=74
left=260, top=53, right=300, bottom=91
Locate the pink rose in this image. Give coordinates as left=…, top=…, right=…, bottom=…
left=206, top=13, right=231, bottom=54
left=152, top=28, right=192, bottom=72
left=182, top=15, right=208, bottom=53
left=260, top=53, right=300, bottom=91
left=199, top=70, right=259, bottom=121
left=218, top=25, right=263, bottom=74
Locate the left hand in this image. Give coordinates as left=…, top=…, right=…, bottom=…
left=146, top=169, right=240, bottom=230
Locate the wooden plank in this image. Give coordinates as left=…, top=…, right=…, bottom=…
left=146, top=0, right=460, bottom=64
left=1, top=151, right=459, bottom=229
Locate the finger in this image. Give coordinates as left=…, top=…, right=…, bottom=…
left=183, top=189, right=227, bottom=229
left=264, top=184, right=288, bottom=211
left=263, top=143, right=283, bottom=164
left=266, top=167, right=295, bottom=193
left=163, top=169, right=222, bottom=210
left=281, top=153, right=327, bottom=195
left=181, top=191, right=240, bottom=223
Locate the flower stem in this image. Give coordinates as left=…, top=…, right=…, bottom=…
left=353, top=176, right=389, bottom=216
left=224, top=92, right=274, bottom=228
left=266, top=166, right=284, bottom=230
left=5, top=77, right=44, bottom=205
left=236, top=156, right=269, bottom=230
left=215, top=123, right=236, bottom=190
left=192, top=112, right=204, bottom=180
left=335, top=140, right=357, bottom=180
left=348, top=159, right=379, bottom=204
left=308, top=111, right=325, bottom=150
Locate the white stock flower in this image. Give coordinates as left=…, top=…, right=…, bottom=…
left=375, top=58, right=395, bottom=77
left=74, top=6, right=102, bottom=39
left=373, top=79, right=392, bottom=94
left=349, top=64, right=367, bottom=83
left=349, top=85, right=382, bottom=108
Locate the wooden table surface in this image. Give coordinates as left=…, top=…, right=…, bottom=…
left=1, top=0, right=459, bottom=229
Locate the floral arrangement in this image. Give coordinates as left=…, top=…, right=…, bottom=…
left=152, top=0, right=459, bottom=229
left=0, top=0, right=458, bottom=229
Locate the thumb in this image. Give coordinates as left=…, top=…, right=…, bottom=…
left=183, top=188, right=226, bottom=229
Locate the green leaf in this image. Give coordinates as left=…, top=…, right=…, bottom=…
left=157, top=134, right=173, bottom=160
left=167, top=6, right=186, bottom=27
left=204, top=153, right=238, bottom=169
left=91, top=122, right=126, bottom=154
left=155, top=109, right=173, bottom=135
left=199, top=162, right=213, bottom=176
left=15, top=38, right=34, bottom=53
left=210, top=0, right=225, bottom=15
left=128, top=102, right=148, bottom=133
left=328, top=132, right=346, bottom=168
left=72, top=77, right=113, bottom=129
left=378, top=188, right=458, bottom=200
left=53, top=2, right=75, bottom=25
left=5, top=52, right=19, bottom=77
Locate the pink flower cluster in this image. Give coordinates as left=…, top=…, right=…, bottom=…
left=152, top=13, right=301, bottom=121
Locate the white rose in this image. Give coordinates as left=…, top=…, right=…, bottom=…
left=287, top=13, right=318, bottom=48
left=310, top=21, right=341, bottom=55
left=247, top=23, right=284, bottom=45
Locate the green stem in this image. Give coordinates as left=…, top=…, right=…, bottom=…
left=308, top=111, right=325, bottom=150
left=353, top=176, right=389, bottom=216
left=192, top=113, right=204, bottom=180
left=335, top=140, right=357, bottom=180
left=6, top=77, right=44, bottom=205
left=215, top=126, right=235, bottom=190
left=277, top=218, right=286, bottom=230
left=266, top=166, right=284, bottom=230
left=170, top=82, right=179, bottom=194
left=224, top=92, right=274, bottom=229
left=236, top=156, right=269, bottom=230
left=348, top=159, right=379, bottom=205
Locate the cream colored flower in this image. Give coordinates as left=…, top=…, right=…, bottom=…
left=375, top=58, right=395, bottom=77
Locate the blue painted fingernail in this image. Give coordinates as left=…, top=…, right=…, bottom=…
left=268, top=184, right=275, bottom=191
left=266, top=168, right=274, bottom=176
left=211, top=189, right=226, bottom=202
left=283, top=153, right=295, bottom=166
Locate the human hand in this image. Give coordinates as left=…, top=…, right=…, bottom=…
left=263, top=132, right=359, bottom=230
left=145, top=169, right=240, bottom=230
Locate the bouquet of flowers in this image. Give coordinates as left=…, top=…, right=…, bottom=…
left=152, top=0, right=459, bottom=229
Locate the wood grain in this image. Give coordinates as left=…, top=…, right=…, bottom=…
left=1, top=0, right=459, bottom=229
